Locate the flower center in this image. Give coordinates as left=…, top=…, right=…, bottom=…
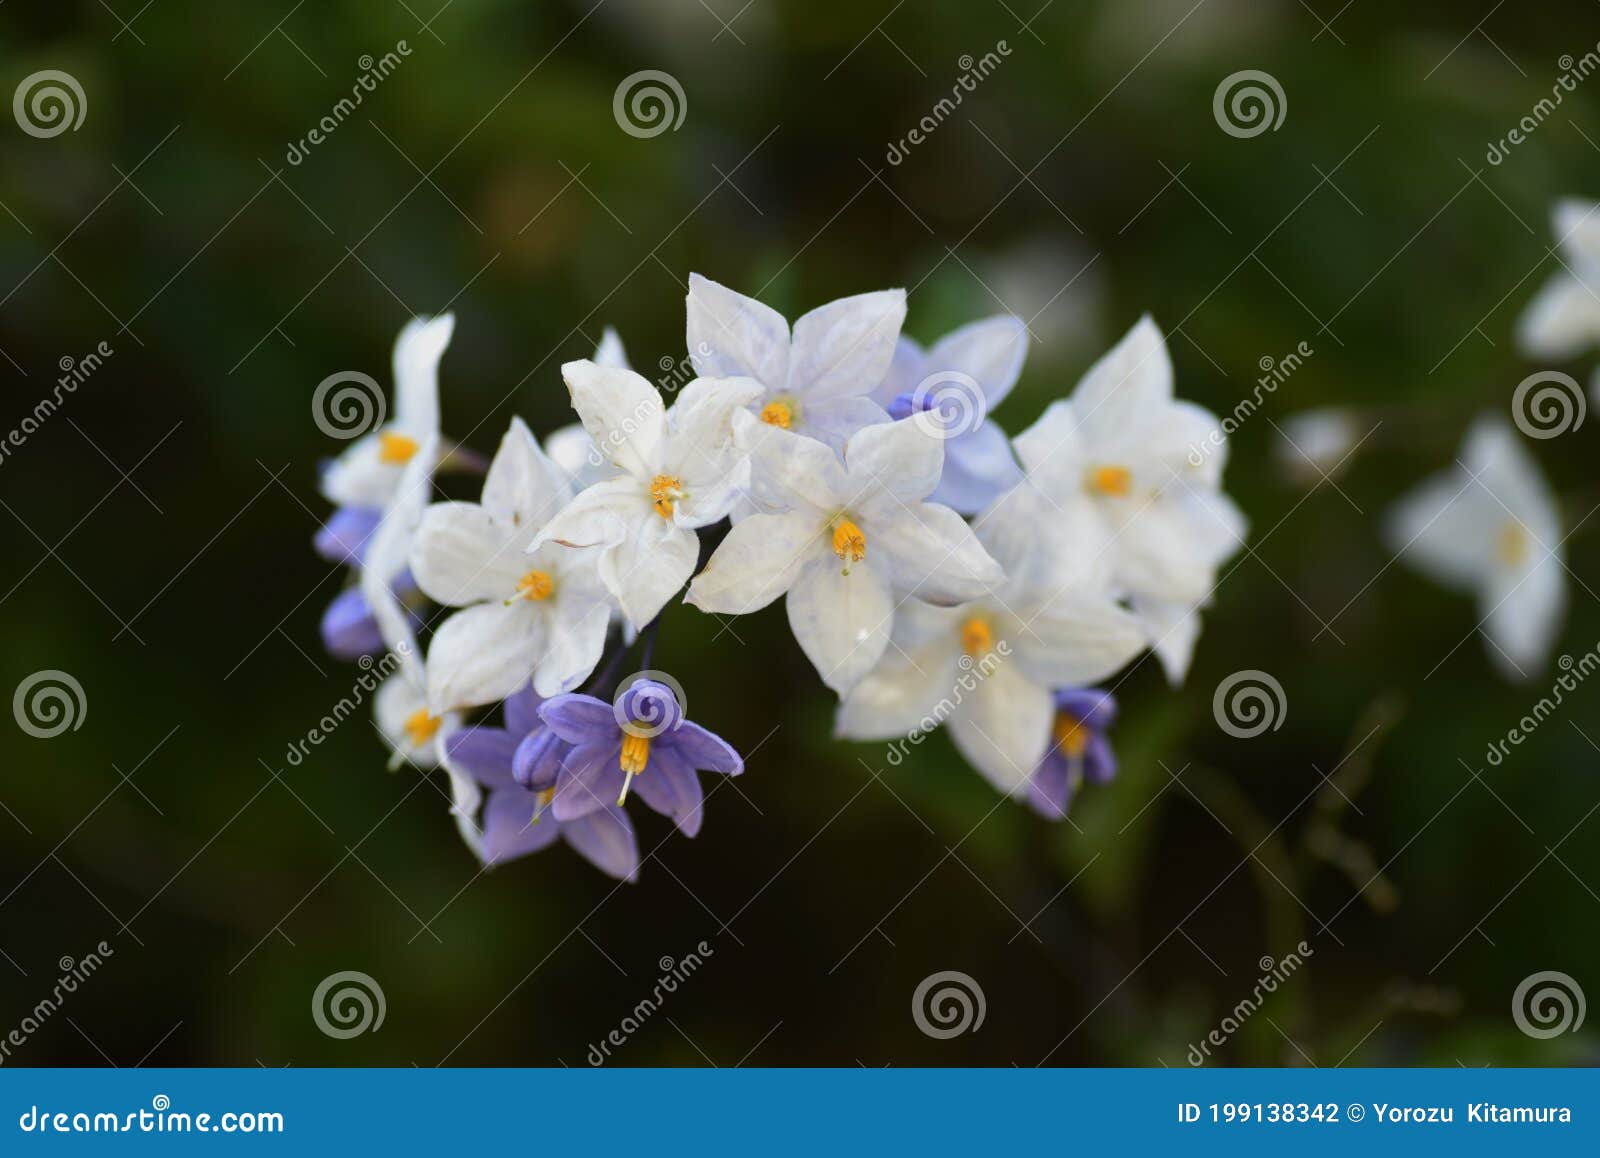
left=531, top=786, right=556, bottom=825
left=403, top=707, right=440, bottom=748
left=1054, top=712, right=1089, bottom=758
left=830, top=518, right=866, bottom=571
left=1087, top=465, right=1132, bottom=496
left=617, top=733, right=651, bottom=804
left=379, top=431, right=420, bottom=464
left=514, top=569, right=555, bottom=601
left=650, top=474, right=683, bottom=519
left=1496, top=522, right=1529, bottom=567
left=959, top=616, right=994, bottom=657
left=759, top=400, right=794, bottom=429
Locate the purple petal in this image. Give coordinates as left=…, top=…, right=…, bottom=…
left=320, top=587, right=384, bottom=660
left=513, top=727, right=570, bottom=791
left=551, top=741, right=625, bottom=821
left=615, top=678, right=684, bottom=734
left=540, top=694, right=620, bottom=746
left=314, top=506, right=382, bottom=565
left=481, top=788, right=562, bottom=864
left=1082, top=731, right=1117, bottom=786
left=1026, top=751, right=1076, bottom=822
left=631, top=747, right=705, bottom=837
left=1054, top=687, right=1117, bottom=731
left=561, top=806, right=639, bottom=882
left=445, top=726, right=518, bottom=791
left=932, top=421, right=1025, bottom=515
left=661, top=720, right=743, bottom=775
left=503, top=685, right=546, bottom=738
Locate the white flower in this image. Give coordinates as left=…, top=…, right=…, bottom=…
left=530, top=360, right=763, bottom=629
left=320, top=315, right=455, bottom=509
left=1277, top=407, right=1361, bottom=482
left=1517, top=199, right=1600, bottom=359
left=375, top=673, right=459, bottom=772
left=1011, top=315, right=1246, bottom=683
left=411, top=417, right=612, bottom=711
left=835, top=489, right=1145, bottom=796
left=685, top=273, right=904, bottom=450
left=547, top=327, right=630, bottom=492
left=687, top=414, right=1007, bottom=694
left=1385, top=415, right=1565, bottom=680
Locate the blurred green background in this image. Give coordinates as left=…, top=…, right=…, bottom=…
left=1, top=0, right=1598, bottom=1067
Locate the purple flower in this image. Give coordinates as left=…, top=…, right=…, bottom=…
left=318, top=569, right=421, bottom=661
left=1027, top=688, right=1117, bottom=821
left=872, top=317, right=1028, bottom=514
left=540, top=679, right=743, bottom=838
left=445, top=686, right=640, bottom=880
left=313, top=505, right=383, bottom=566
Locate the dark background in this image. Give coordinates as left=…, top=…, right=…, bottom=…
left=1, top=0, right=1597, bottom=1066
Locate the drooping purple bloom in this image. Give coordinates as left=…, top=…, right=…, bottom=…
left=872, top=317, right=1028, bottom=514
left=313, top=505, right=383, bottom=566
left=1027, top=687, right=1117, bottom=821
left=540, top=679, right=743, bottom=838
left=318, top=569, right=421, bottom=661
left=444, top=686, right=640, bottom=880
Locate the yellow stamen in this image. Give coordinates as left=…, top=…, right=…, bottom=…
left=960, top=616, right=994, bottom=657
left=514, top=569, right=554, bottom=601
left=650, top=474, right=683, bottom=520
left=759, top=400, right=794, bottom=429
left=831, top=518, right=866, bottom=572
left=1497, top=523, right=1529, bottom=567
left=403, top=707, right=440, bottom=749
left=1054, top=712, right=1090, bottom=759
left=379, top=431, right=420, bottom=464
left=617, top=733, right=651, bottom=804
left=531, top=787, right=555, bottom=826
left=1088, top=464, right=1132, bottom=496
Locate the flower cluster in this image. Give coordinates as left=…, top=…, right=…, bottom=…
left=311, top=276, right=1246, bottom=879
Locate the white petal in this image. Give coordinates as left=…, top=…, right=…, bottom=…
left=1515, top=272, right=1600, bottom=360
left=834, top=642, right=959, bottom=740
left=481, top=416, right=571, bottom=529
left=1105, top=497, right=1219, bottom=604
left=926, top=315, right=1029, bottom=408
left=735, top=409, right=849, bottom=512
left=1069, top=315, right=1173, bottom=445
left=686, top=510, right=824, bottom=614
left=561, top=359, right=666, bottom=478
left=1011, top=398, right=1090, bottom=495
left=1465, top=416, right=1561, bottom=544
left=976, top=483, right=1115, bottom=594
left=1483, top=550, right=1566, bottom=680
left=427, top=601, right=546, bottom=713
left=947, top=662, right=1052, bottom=797
left=391, top=314, right=454, bottom=436
left=871, top=336, right=926, bottom=406
left=436, top=730, right=486, bottom=861
left=1384, top=469, right=1496, bottom=590
left=795, top=395, right=891, bottom=453
left=1553, top=198, right=1600, bottom=266
left=786, top=555, right=894, bottom=695
left=666, top=375, right=765, bottom=474
left=535, top=594, right=612, bottom=698
left=410, top=501, right=523, bottom=607
left=319, top=433, right=401, bottom=509
left=594, top=326, right=630, bottom=369
left=533, top=476, right=649, bottom=551
left=360, top=436, right=439, bottom=684
left=1131, top=595, right=1203, bottom=686
left=844, top=414, right=944, bottom=508
left=787, top=289, right=906, bottom=401
left=870, top=502, right=1005, bottom=605
left=1013, top=590, right=1147, bottom=687
left=600, top=515, right=700, bottom=629
left=685, top=273, right=790, bottom=386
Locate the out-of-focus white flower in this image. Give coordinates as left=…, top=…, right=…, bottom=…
left=1386, top=415, right=1565, bottom=680
left=1012, top=316, right=1246, bottom=683
left=1517, top=199, right=1600, bottom=360
left=687, top=414, right=1005, bottom=695
left=1276, top=407, right=1361, bottom=482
